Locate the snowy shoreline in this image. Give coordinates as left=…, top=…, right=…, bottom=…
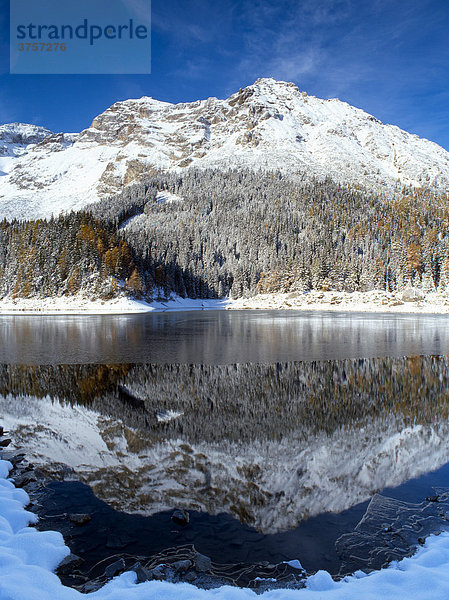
left=1, top=289, right=449, bottom=315
left=229, top=289, right=449, bottom=314
left=0, top=296, right=230, bottom=315
left=2, top=455, right=449, bottom=599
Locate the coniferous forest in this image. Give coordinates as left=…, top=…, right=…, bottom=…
left=1, top=169, right=449, bottom=300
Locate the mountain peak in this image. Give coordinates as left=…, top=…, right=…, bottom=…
left=252, top=77, right=300, bottom=91
left=230, top=77, right=302, bottom=105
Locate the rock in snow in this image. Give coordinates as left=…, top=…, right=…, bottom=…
left=104, top=558, right=126, bottom=579
left=1, top=78, right=449, bottom=220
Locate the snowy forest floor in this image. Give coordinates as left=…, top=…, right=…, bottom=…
left=1, top=289, right=449, bottom=314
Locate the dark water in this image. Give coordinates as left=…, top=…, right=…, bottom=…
left=2, top=310, right=449, bottom=578
left=1, top=309, right=449, bottom=363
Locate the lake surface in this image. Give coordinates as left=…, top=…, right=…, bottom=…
left=1, top=309, right=449, bottom=363
left=1, top=310, right=449, bottom=579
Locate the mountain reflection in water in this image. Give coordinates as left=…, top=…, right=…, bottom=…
left=1, top=356, right=449, bottom=534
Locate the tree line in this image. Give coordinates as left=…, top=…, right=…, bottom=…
left=1, top=168, right=449, bottom=300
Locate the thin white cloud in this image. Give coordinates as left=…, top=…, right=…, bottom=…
left=120, top=0, right=151, bottom=23
left=152, top=0, right=236, bottom=47
left=230, top=0, right=442, bottom=100
left=111, top=77, right=148, bottom=100
left=229, top=0, right=340, bottom=88
left=171, top=56, right=216, bottom=81
left=299, top=0, right=352, bottom=25
left=236, top=45, right=323, bottom=87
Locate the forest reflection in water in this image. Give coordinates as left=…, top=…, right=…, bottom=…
left=1, top=356, right=449, bottom=535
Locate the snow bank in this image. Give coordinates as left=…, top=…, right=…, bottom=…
left=1, top=459, right=449, bottom=599
left=230, top=289, right=449, bottom=314
left=0, top=295, right=230, bottom=314
left=2, top=289, right=449, bottom=314
left=0, top=459, right=72, bottom=600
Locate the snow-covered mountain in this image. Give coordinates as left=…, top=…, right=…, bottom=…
left=0, top=123, right=52, bottom=177
left=2, top=78, right=449, bottom=220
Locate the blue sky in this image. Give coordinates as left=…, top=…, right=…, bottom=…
left=1, top=0, right=449, bottom=149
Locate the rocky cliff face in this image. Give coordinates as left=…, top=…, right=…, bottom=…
left=1, top=78, right=449, bottom=220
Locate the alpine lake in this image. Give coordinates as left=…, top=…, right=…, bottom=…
left=2, top=309, right=449, bottom=589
